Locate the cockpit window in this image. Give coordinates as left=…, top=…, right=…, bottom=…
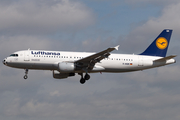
left=10, top=54, right=18, bottom=57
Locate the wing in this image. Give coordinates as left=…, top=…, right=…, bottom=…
left=75, top=45, right=119, bottom=71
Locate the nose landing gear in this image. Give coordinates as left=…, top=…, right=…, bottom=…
left=24, top=69, right=28, bottom=79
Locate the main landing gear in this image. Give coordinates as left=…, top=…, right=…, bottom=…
left=24, top=69, right=28, bottom=79
left=79, top=73, right=90, bottom=84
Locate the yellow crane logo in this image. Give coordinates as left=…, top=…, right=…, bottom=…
left=156, top=37, right=168, bottom=49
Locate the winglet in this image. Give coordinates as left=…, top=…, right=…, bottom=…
left=114, top=45, right=120, bottom=50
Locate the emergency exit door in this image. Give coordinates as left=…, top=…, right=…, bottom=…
left=24, top=50, right=30, bottom=61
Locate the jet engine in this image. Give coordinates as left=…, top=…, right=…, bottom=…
left=58, top=62, right=75, bottom=72
left=53, top=70, right=75, bottom=79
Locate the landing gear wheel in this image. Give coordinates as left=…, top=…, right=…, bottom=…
left=78, top=72, right=91, bottom=84
left=80, top=78, right=86, bottom=84
left=24, top=75, right=28, bottom=79
left=84, top=73, right=90, bottom=80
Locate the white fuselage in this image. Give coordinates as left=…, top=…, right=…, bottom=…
left=3, top=50, right=175, bottom=73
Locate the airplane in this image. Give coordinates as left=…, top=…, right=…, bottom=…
left=2, top=29, right=176, bottom=84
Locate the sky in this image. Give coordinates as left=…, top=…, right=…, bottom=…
left=0, top=0, right=180, bottom=120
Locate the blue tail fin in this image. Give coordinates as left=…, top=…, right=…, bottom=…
left=140, top=29, right=173, bottom=57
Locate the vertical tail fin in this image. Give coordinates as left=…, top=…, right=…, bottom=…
left=140, top=29, right=173, bottom=57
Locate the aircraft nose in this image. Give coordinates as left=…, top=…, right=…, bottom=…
left=2, top=59, right=7, bottom=65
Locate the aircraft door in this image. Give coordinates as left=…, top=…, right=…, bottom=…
left=138, top=56, right=143, bottom=66
left=24, top=49, right=30, bottom=61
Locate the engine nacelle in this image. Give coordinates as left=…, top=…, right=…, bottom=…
left=58, top=62, right=75, bottom=72
left=53, top=70, right=75, bottom=79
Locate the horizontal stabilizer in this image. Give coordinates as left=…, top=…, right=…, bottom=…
left=153, top=55, right=177, bottom=62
